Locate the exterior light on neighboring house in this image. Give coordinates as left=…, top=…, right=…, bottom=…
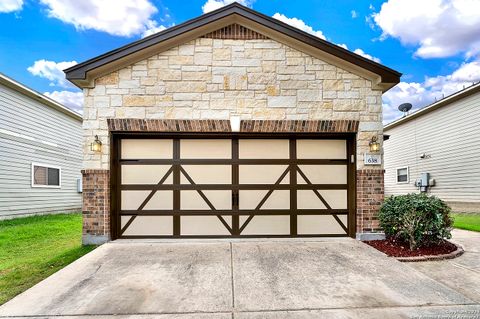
left=369, top=136, right=380, bottom=152
left=90, top=135, right=102, bottom=153
left=230, top=116, right=241, bottom=132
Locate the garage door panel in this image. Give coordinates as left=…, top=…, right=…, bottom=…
left=297, top=215, right=348, bottom=235
left=240, top=215, right=290, bottom=235
left=297, top=165, right=347, bottom=184
left=121, top=165, right=173, bottom=185
left=121, top=190, right=173, bottom=210
left=297, top=190, right=328, bottom=209
left=239, top=165, right=289, bottom=184
left=121, top=216, right=173, bottom=236
left=297, top=139, right=346, bottom=159
left=181, top=216, right=232, bottom=235
left=320, top=190, right=348, bottom=209
left=239, top=190, right=289, bottom=210
left=239, top=139, right=289, bottom=159
left=180, top=190, right=232, bottom=210
left=181, top=139, right=231, bottom=159
left=121, top=139, right=172, bottom=159
left=297, top=190, right=347, bottom=210
left=181, top=165, right=231, bottom=184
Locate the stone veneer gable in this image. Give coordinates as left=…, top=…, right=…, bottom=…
left=81, top=34, right=386, bottom=242
left=83, top=37, right=383, bottom=171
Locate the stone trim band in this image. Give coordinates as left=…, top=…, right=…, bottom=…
left=107, top=119, right=359, bottom=133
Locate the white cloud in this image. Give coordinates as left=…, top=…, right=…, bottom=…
left=39, top=0, right=160, bottom=37
left=351, top=10, right=358, bottom=18
left=337, top=44, right=381, bottom=63
left=373, top=0, right=480, bottom=58
left=383, top=60, right=480, bottom=123
left=44, top=90, right=84, bottom=114
left=272, top=13, right=326, bottom=40
left=27, top=60, right=77, bottom=88
left=202, top=0, right=253, bottom=13
left=141, top=20, right=167, bottom=38
left=0, top=0, right=23, bottom=13
left=272, top=14, right=380, bottom=62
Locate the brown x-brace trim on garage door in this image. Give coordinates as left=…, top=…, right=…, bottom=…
left=110, top=132, right=357, bottom=239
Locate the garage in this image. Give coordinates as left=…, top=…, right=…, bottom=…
left=65, top=3, right=401, bottom=244
left=111, top=134, right=356, bottom=239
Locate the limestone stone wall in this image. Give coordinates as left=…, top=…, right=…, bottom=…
left=83, top=38, right=383, bottom=169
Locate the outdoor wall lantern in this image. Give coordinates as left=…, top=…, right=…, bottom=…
left=369, top=136, right=380, bottom=152
left=90, top=135, right=102, bottom=153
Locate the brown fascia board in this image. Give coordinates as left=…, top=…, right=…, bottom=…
left=65, top=2, right=401, bottom=87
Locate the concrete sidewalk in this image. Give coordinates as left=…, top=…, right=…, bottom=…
left=0, top=236, right=479, bottom=318
left=408, top=229, right=480, bottom=304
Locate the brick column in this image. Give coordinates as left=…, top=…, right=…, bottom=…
left=356, top=169, right=384, bottom=239
left=82, top=169, right=110, bottom=245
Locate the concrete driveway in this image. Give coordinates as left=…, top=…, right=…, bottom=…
left=1, top=237, right=479, bottom=318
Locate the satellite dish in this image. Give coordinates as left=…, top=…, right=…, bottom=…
left=398, top=103, right=412, bottom=113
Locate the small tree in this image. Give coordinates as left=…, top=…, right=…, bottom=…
left=378, top=193, right=453, bottom=250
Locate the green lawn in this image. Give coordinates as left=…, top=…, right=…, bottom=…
left=452, top=213, right=480, bottom=232
left=0, top=213, right=95, bottom=305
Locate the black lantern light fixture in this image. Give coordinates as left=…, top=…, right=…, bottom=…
left=369, top=136, right=380, bottom=152
left=90, top=135, right=102, bottom=153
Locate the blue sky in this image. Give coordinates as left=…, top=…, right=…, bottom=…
left=1, top=0, right=479, bottom=122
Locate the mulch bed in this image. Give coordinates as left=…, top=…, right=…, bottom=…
left=364, top=238, right=457, bottom=258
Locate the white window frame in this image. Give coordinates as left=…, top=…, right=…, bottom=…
left=396, top=166, right=409, bottom=184
left=31, top=163, right=62, bottom=188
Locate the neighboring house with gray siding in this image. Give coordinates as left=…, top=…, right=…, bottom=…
left=384, top=83, right=480, bottom=213
left=0, top=73, right=83, bottom=218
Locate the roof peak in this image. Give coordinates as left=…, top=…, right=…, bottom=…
left=65, top=3, right=401, bottom=91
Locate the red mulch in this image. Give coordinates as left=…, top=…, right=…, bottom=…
left=364, top=238, right=457, bottom=257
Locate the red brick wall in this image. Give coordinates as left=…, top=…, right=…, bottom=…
left=82, top=169, right=110, bottom=239
left=356, top=169, right=384, bottom=233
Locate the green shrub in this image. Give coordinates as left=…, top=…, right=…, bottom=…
left=378, top=193, right=453, bottom=250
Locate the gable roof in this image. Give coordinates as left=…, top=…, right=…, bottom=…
left=384, top=82, right=480, bottom=131
left=0, top=73, right=82, bottom=122
left=65, top=2, right=401, bottom=91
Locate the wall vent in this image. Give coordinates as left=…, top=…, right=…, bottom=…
left=201, top=24, right=269, bottom=40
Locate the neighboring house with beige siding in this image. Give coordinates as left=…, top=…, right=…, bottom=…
left=64, top=3, right=401, bottom=244
left=384, top=83, right=480, bottom=212
left=0, top=73, right=83, bottom=219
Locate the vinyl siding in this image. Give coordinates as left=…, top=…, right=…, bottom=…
left=384, top=91, right=480, bottom=207
left=0, top=83, right=82, bottom=218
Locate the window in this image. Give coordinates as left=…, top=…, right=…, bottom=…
left=32, top=163, right=61, bottom=188
left=396, top=167, right=409, bottom=183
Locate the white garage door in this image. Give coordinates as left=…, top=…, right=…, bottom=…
left=113, top=136, right=354, bottom=238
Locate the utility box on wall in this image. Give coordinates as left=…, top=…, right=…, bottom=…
left=415, top=172, right=436, bottom=192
